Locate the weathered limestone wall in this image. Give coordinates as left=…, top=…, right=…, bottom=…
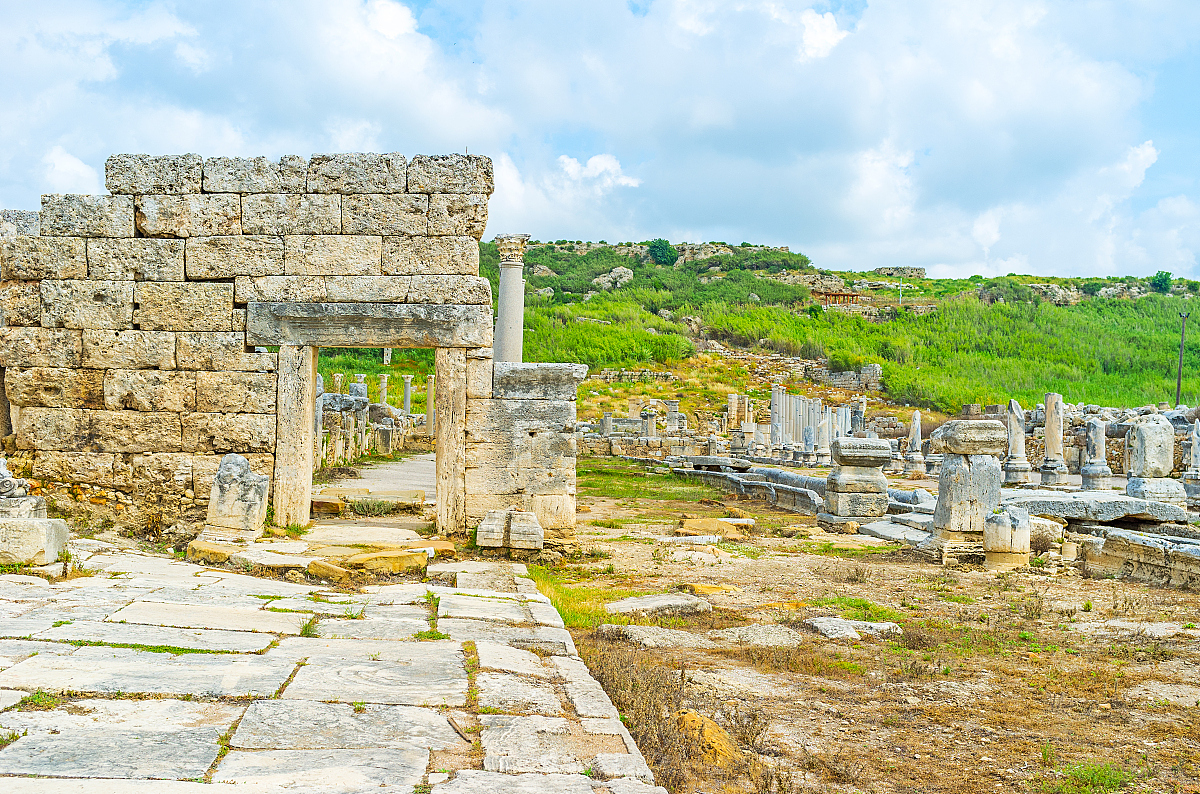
left=0, top=152, right=494, bottom=533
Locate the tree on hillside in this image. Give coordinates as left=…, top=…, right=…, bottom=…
left=1150, top=270, right=1173, bottom=293
left=648, top=238, right=678, bottom=266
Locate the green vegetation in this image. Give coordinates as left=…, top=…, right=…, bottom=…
left=812, top=596, right=905, bottom=623
left=1036, top=761, right=1132, bottom=793
left=577, top=459, right=724, bottom=502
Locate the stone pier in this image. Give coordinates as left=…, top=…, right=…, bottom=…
left=1002, top=399, right=1034, bottom=485
left=1039, top=393, right=1069, bottom=485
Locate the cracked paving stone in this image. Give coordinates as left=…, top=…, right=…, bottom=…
left=431, top=770, right=596, bottom=792
left=232, top=699, right=463, bottom=750
left=437, top=618, right=576, bottom=656
left=437, top=593, right=528, bottom=623
left=477, top=671, right=564, bottom=715
left=475, top=641, right=553, bottom=678
left=33, top=619, right=275, bottom=652
left=213, top=747, right=427, bottom=791
left=282, top=641, right=467, bottom=706
left=0, top=698, right=242, bottom=780
left=105, top=600, right=310, bottom=634
left=479, top=715, right=627, bottom=774
left=0, top=645, right=294, bottom=697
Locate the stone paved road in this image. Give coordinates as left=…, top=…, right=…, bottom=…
left=0, top=547, right=664, bottom=793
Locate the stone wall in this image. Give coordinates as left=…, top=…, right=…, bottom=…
left=0, top=152, right=582, bottom=534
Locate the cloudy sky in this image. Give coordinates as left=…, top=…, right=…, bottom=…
left=1, top=0, right=1198, bottom=278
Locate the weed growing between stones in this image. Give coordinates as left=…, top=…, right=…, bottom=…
left=298, top=615, right=321, bottom=637
left=0, top=729, right=26, bottom=749
left=416, top=592, right=450, bottom=640
left=350, top=498, right=399, bottom=517
left=17, top=690, right=66, bottom=710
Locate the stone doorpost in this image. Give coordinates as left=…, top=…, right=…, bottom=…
left=435, top=348, right=468, bottom=533
left=273, top=345, right=317, bottom=528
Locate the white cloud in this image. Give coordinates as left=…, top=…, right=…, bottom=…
left=41, top=146, right=102, bottom=194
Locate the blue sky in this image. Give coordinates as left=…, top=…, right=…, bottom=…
left=1, top=0, right=1198, bottom=278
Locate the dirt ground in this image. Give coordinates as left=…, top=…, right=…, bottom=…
left=550, top=459, right=1200, bottom=794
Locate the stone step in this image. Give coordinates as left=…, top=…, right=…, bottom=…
left=893, top=513, right=934, bottom=530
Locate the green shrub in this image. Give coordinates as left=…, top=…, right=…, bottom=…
left=1150, top=270, right=1173, bottom=294
left=647, top=238, right=678, bottom=266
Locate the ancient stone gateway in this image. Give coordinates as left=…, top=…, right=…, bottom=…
left=0, top=152, right=583, bottom=536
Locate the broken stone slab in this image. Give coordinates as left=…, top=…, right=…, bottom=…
left=591, top=753, right=655, bottom=783
left=201, top=453, right=269, bottom=543
left=305, top=523, right=424, bottom=546
left=707, top=623, right=805, bottom=647
left=438, top=593, right=527, bottom=624
left=105, top=600, right=309, bottom=634
left=1126, top=414, right=1175, bottom=478
left=0, top=518, right=69, bottom=565
left=231, top=699, right=461, bottom=750
left=549, top=656, right=620, bottom=719
left=0, top=698, right=240, bottom=781
left=479, top=715, right=587, bottom=774
left=437, top=618, right=577, bottom=656
left=0, top=687, right=22, bottom=709
left=475, top=508, right=544, bottom=550
left=1126, top=477, right=1187, bottom=508
left=0, top=645, right=293, bottom=697
left=653, top=534, right=723, bottom=545
left=596, top=623, right=717, bottom=649
left=281, top=642, right=467, bottom=706
left=477, top=671, right=564, bottom=715
left=229, top=549, right=315, bottom=571
left=212, top=747, right=428, bottom=789
left=604, top=593, right=712, bottom=617
left=892, top=512, right=934, bottom=530
left=804, top=616, right=901, bottom=641
left=33, top=619, right=275, bottom=652
left=1001, top=490, right=1189, bottom=524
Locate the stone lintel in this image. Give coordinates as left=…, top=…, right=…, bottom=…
left=246, top=302, right=492, bottom=348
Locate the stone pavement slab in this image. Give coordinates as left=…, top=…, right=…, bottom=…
left=233, top=699, right=462, bottom=750
left=213, top=747, right=427, bottom=791
left=551, top=656, right=620, bottom=719
left=475, top=641, right=552, bottom=678
left=34, top=619, right=275, bottom=652
left=317, top=615, right=427, bottom=640
left=477, top=671, right=564, bottom=715
left=305, top=523, right=424, bottom=547
left=0, top=639, right=77, bottom=670
left=0, top=618, right=55, bottom=638
left=438, top=593, right=527, bottom=623
left=0, top=689, right=22, bottom=710
left=438, top=618, right=577, bottom=656
left=355, top=583, right=432, bottom=603
left=604, top=594, right=711, bottom=617
left=283, top=642, right=466, bottom=706
left=432, top=770, right=595, bottom=792
left=0, top=645, right=294, bottom=697
left=479, top=715, right=628, bottom=774
left=3, top=780, right=218, bottom=792
left=106, top=600, right=308, bottom=634
left=0, top=699, right=241, bottom=780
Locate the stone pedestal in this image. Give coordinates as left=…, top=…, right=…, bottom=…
left=1125, top=414, right=1181, bottom=505
left=919, top=420, right=1006, bottom=562
left=601, top=411, right=614, bottom=437
left=1126, top=477, right=1187, bottom=507
left=925, top=454, right=943, bottom=478
left=1080, top=417, right=1112, bottom=490
left=204, top=453, right=270, bottom=542
left=983, top=507, right=1031, bottom=572
left=0, top=518, right=69, bottom=565
left=378, top=373, right=389, bottom=407
left=903, top=410, right=926, bottom=475
left=818, top=437, right=890, bottom=534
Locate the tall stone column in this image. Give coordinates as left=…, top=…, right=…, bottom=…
left=435, top=348, right=467, bottom=534
left=1002, top=399, right=1033, bottom=484
left=769, top=385, right=782, bottom=447
left=601, top=411, right=614, bottom=437
left=1080, top=418, right=1112, bottom=490
left=727, top=393, right=739, bottom=427
left=378, top=374, right=389, bottom=407
left=1039, top=393, right=1068, bottom=485
left=272, top=345, right=317, bottom=529
left=1185, top=420, right=1200, bottom=507
left=815, top=409, right=831, bottom=466
left=424, top=375, right=435, bottom=437
left=494, top=234, right=531, bottom=363
left=383, top=348, right=392, bottom=365
left=402, top=374, right=413, bottom=414
left=903, top=409, right=925, bottom=475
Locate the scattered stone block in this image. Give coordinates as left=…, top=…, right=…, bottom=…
left=604, top=593, right=711, bottom=618
left=343, top=550, right=428, bottom=574
left=307, top=559, right=351, bottom=583
left=0, top=518, right=69, bottom=565
left=475, top=508, right=545, bottom=550
left=185, top=540, right=237, bottom=565
left=596, top=623, right=716, bottom=649
left=803, top=616, right=900, bottom=640
left=707, top=623, right=804, bottom=647
left=201, top=453, right=269, bottom=542
left=929, top=419, right=1006, bottom=456
left=983, top=507, right=1031, bottom=572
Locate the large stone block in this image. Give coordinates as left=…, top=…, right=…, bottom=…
left=822, top=490, right=888, bottom=517
left=322, top=276, right=411, bottom=303
left=241, top=193, right=341, bottom=235
left=87, top=238, right=184, bottom=281
left=466, top=348, right=494, bottom=399
left=1126, top=414, right=1174, bottom=478
left=90, top=410, right=183, bottom=452
left=33, top=451, right=115, bottom=486
left=383, top=235, right=479, bottom=275
left=183, top=412, right=276, bottom=453
left=203, top=156, right=306, bottom=193
left=0, top=281, right=42, bottom=326
left=341, top=194, right=428, bottom=236
left=135, top=194, right=241, bottom=238
left=196, top=372, right=277, bottom=413
left=0, top=236, right=86, bottom=280
left=1126, top=476, right=1186, bottom=507
left=407, top=154, right=494, bottom=195
left=0, top=518, right=69, bottom=565
left=40, top=194, right=134, bottom=237
left=307, top=153, right=407, bottom=194
left=830, top=437, right=891, bottom=467
left=81, top=329, right=176, bottom=369
left=245, top=302, right=492, bottom=348
left=466, top=464, right=575, bottom=497
left=283, top=235, right=382, bottom=276
left=234, top=275, right=327, bottom=304
left=177, top=332, right=276, bottom=372
left=184, top=235, right=285, bottom=279
left=134, top=282, right=233, bottom=331
left=131, top=452, right=193, bottom=496
left=0, top=209, right=39, bottom=237
left=929, top=419, right=1006, bottom=456
left=192, top=452, right=273, bottom=499
left=205, top=453, right=269, bottom=538
left=104, top=370, right=196, bottom=412
left=40, top=280, right=134, bottom=329
left=408, top=274, right=492, bottom=305
left=106, top=153, right=202, bottom=194
left=6, top=367, right=104, bottom=409
left=428, top=194, right=488, bottom=238
left=0, top=328, right=82, bottom=367
left=825, top=465, right=888, bottom=493
left=931, top=453, right=1002, bottom=538
left=16, top=407, right=182, bottom=452
left=491, top=363, right=587, bottom=400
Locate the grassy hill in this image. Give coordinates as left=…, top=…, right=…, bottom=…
left=315, top=242, right=1200, bottom=413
